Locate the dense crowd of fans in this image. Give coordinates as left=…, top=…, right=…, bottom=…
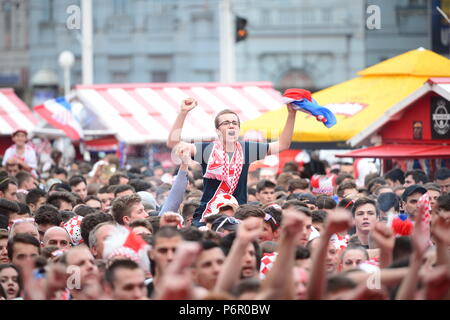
left=0, top=109, right=449, bottom=300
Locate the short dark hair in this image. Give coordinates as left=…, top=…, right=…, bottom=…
left=281, top=200, right=312, bottom=217
left=16, top=202, right=31, bottom=215
left=337, top=181, right=357, bottom=198
left=46, top=192, right=76, bottom=209
left=316, top=195, right=337, bottom=210
left=231, top=278, right=261, bottom=298
left=68, top=175, right=87, bottom=188
left=335, top=174, right=354, bottom=186
left=214, top=109, right=240, bottom=129
left=384, top=168, right=405, bottom=185
left=7, top=233, right=41, bottom=260
left=393, top=236, right=412, bottom=262
left=15, top=171, right=33, bottom=188
left=52, top=167, right=67, bottom=177
left=326, top=275, right=357, bottom=294
left=25, top=188, right=47, bottom=206
left=105, top=259, right=141, bottom=288
left=204, top=214, right=222, bottom=225
left=128, top=179, right=153, bottom=193
left=311, top=210, right=327, bottom=223
left=0, top=198, right=20, bottom=216
left=109, top=173, right=129, bottom=186
left=74, top=205, right=97, bottom=217
left=367, top=177, right=387, bottom=194
left=234, top=204, right=265, bottom=220
left=351, top=197, right=378, bottom=217
left=80, top=212, right=113, bottom=246
left=114, top=184, right=135, bottom=197
left=287, top=178, right=309, bottom=192
left=0, top=176, right=17, bottom=194
left=151, top=226, right=182, bottom=247
left=111, top=194, right=142, bottom=225
left=404, top=169, right=429, bottom=185
left=256, top=180, right=276, bottom=193
left=181, top=200, right=200, bottom=220
left=435, top=167, right=450, bottom=181
left=129, top=219, right=153, bottom=233
left=295, top=246, right=310, bottom=260
left=219, top=232, right=261, bottom=271
left=34, top=205, right=62, bottom=226
left=437, top=194, right=450, bottom=211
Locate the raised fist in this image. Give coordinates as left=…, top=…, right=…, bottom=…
left=181, top=98, right=197, bottom=113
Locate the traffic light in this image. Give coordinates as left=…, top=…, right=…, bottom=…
left=236, top=16, right=248, bottom=42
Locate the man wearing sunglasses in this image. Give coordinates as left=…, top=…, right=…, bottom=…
left=167, top=98, right=297, bottom=227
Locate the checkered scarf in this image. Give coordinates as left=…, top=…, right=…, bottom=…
left=259, top=252, right=278, bottom=280
left=204, top=140, right=244, bottom=193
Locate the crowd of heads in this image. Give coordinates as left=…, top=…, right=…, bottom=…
left=0, top=149, right=449, bottom=300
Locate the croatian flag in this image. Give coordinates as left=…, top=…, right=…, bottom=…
left=34, top=97, right=84, bottom=140
left=282, top=88, right=337, bottom=128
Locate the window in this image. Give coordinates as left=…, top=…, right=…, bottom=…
left=113, top=0, right=127, bottom=15
left=111, top=72, right=129, bottom=83
left=151, top=71, right=169, bottom=83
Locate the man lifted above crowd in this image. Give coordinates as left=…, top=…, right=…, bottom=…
left=167, top=98, right=297, bottom=226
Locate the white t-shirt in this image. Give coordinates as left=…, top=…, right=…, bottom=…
left=2, top=144, right=38, bottom=176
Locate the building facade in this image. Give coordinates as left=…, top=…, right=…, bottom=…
left=0, top=0, right=435, bottom=104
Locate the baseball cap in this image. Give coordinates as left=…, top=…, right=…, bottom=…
left=210, top=193, right=239, bottom=215
left=289, top=193, right=317, bottom=205
left=137, top=191, right=157, bottom=211
left=401, top=184, right=427, bottom=201
left=377, top=192, right=399, bottom=212
left=211, top=216, right=241, bottom=232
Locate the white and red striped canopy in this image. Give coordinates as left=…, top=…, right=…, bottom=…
left=0, top=88, right=39, bottom=135
left=75, top=82, right=284, bottom=144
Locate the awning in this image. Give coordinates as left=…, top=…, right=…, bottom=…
left=241, top=48, right=450, bottom=145
left=0, top=88, right=39, bottom=135
left=84, top=136, right=119, bottom=152
left=336, top=144, right=450, bottom=159
left=75, top=82, right=283, bottom=144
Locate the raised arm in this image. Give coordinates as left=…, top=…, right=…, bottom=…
left=268, top=104, right=297, bottom=155
left=213, top=217, right=262, bottom=294
left=159, top=144, right=191, bottom=216
left=395, top=208, right=430, bottom=300
left=167, top=98, right=198, bottom=150
left=370, top=221, right=395, bottom=268
left=307, top=208, right=353, bottom=300
left=256, top=209, right=304, bottom=300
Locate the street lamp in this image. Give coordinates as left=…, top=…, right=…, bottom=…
left=58, top=50, right=75, bottom=96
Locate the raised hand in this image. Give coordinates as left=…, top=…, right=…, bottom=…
left=236, top=217, right=263, bottom=244
left=173, top=142, right=192, bottom=165
left=371, top=222, right=395, bottom=252
left=160, top=212, right=183, bottom=228
left=325, top=208, right=353, bottom=237
left=281, top=208, right=305, bottom=238
left=180, top=98, right=197, bottom=113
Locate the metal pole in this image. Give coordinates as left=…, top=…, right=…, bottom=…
left=219, top=0, right=235, bottom=83
left=63, top=67, right=70, bottom=96
left=81, top=0, right=93, bottom=84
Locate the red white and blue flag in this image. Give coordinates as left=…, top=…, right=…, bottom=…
left=34, top=97, right=84, bottom=140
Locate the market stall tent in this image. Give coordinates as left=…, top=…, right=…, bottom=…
left=240, top=48, right=450, bottom=148
left=0, top=88, right=40, bottom=154
left=75, top=82, right=283, bottom=144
